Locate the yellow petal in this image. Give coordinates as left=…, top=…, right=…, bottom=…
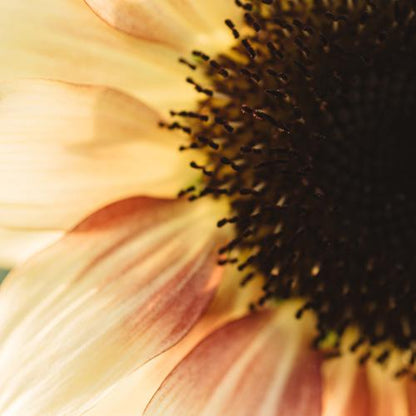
left=84, top=0, right=241, bottom=52
left=145, top=302, right=322, bottom=416
left=367, top=363, right=409, bottom=416
left=0, top=196, right=225, bottom=416
left=0, top=80, right=196, bottom=230
left=0, top=228, right=62, bottom=268
left=0, top=0, right=200, bottom=112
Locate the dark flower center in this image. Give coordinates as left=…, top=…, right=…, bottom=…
left=167, top=0, right=416, bottom=375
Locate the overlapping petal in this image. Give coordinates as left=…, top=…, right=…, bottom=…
left=84, top=0, right=241, bottom=52
left=86, top=265, right=263, bottom=416
left=323, top=338, right=416, bottom=416
left=367, top=364, right=410, bottom=416
left=323, top=352, right=371, bottom=416
left=0, top=228, right=62, bottom=268
left=0, top=0, right=201, bottom=111
left=407, top=380, right=416, bottom=414
left=145, top=303, right=322, bottom=416
left=0, top=80, right=197, bottom=230
left=0, top=196, right=226, bottom=416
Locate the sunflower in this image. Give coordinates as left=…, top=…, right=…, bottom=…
left=1, top=1, right=416, bottom=415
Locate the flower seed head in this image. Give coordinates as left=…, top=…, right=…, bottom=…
left=171, top=0, right=416, bottom=375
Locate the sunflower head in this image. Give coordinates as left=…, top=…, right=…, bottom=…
left=169, top=0, right=416, bottom=376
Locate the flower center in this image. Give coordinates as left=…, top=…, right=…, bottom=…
left=168, top=0, right=416, bottom=375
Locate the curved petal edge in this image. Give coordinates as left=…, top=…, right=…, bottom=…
left=145, top=303, right=322, bottom=416
left=0, top=197, right=225, bottom=416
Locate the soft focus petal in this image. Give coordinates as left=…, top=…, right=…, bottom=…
left=0, top=228, right=62, bottom=268
left=323, top=352, right=371, bottom=416
left=407, top=380, right=416, bottom=414
left=0, top=80, right=196, bottom=230
left=0, top=269, right=8, bottom=285
left=323, top=331, right=414, bottom=416
left=0, top=0, right=199, bottom=111
left=367, top=363, right=409, bottom=416
left=85, top=0, right=242, bottom=52
left=145, top=303, right=322, bottom=416
left=87, top=266, right=264, bottom=416
left=0, top=197, right=225, bottom=416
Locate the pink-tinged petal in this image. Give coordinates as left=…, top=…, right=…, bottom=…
left=85, top=0, right=206, bottom=49
left=407, top=380, right=416, bottom=414
left=0, top=197, right=226, bottom=416
left=323, top=354, right=371, bottom=416
left=88, top=266, right=264, bottom=416
left=367, top=363, right=409, bottom=416
left=275, top=343, right=322, bottom=416
left=84, top=0, right=242, bottom=52
left=0, top=1, right=199, bottom=112
left=0, top=80, right=197, bottom=230
left=323, top=334, right=416, bottom=416
left=87, top=265, right=266, bottom=416
left=145, top=303, right=322, bottom=416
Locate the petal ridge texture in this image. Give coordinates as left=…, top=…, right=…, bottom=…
left=0, top=197, right=223, bottom=416
left=146, top=305, right=322, bottom=416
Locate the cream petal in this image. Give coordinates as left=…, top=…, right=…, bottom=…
left=0, top=228, right=62, bottom=268
left=145, top=303, right=322, bottom=416
left=179, top=0, right=245, bottom=47
left=84, top=367, right=157, bottom=416
left=85, top=0, right=242, bottom=53
left=0, top=196, right=225, bottom=416
left=367, top=363, right=409, bottom=416
left=0, top=80, right=197, bottom=230
left=0, top=1, right=200, bottom=112
left=323, top=353, right=371, bottom=416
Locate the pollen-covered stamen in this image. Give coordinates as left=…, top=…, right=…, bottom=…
left=170, top=0, right=416, bottom=375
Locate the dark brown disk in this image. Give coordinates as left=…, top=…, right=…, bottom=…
left=172, top=0, right=416, bottom=374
